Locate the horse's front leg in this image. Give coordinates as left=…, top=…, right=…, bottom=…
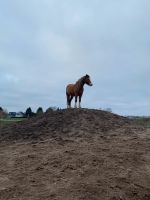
left=79, top=95, right=82, bottom=108
left=74, top=96, right=78, bottom=108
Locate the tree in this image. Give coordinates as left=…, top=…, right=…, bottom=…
left=25, top=107, right=34, bottom=117
left=36, top=107, right=43, bottom=115
left=0, top=107, right=8, bottom=118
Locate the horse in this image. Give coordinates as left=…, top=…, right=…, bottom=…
left=66, top=74, right=93, bottom=108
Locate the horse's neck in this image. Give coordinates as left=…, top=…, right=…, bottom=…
left=75, top=78, right=84, bottom=88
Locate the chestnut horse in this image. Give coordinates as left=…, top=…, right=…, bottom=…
left=66, top=74, right=93, bottom=108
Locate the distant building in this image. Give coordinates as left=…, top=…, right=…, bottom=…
left=9, top=112, right=16, bottom=118
left=9, top=112, right=24, bottom=118
left=16, top=112, right=24, bottom=118
left=103, top=108, right=112, bottom=113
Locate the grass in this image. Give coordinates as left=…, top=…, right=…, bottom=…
left=0, top=118, right=26, bottom=124
left=134, top=117, right=150, bottom=126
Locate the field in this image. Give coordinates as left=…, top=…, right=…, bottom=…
left=0, top=109, right=150, bottom=200
left=0, top=118, right=25, bottom=125
left=134, top=117, right=150, bottom=126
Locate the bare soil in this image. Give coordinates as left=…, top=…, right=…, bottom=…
left=0, top=109, right=150, bottom=200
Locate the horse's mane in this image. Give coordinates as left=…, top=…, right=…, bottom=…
left=75, top=76, right=85, bottom=85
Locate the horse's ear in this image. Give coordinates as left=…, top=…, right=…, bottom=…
left=85, top=74, right=89, bottom=78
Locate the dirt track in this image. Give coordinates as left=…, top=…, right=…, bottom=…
left=0, top=109, right=150, bottom=200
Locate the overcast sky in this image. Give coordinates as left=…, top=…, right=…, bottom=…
left=0, top=0, right=150, bottom=115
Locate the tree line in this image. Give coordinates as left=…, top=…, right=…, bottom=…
left=25, top=107, right=44, bottom=117
left=0, top=106, right=59, bottom=118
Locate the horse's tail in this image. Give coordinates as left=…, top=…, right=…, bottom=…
left=66, top=85, right=70, bottom=106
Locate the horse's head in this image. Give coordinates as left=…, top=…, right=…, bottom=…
left=84, top=74, right=93, bottom=86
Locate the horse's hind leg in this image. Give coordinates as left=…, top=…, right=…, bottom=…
left=69, top=96, right=73, bottom=108
left=66, top=94, right=73, bottom=108
left=66, top=94, right=70, bottom=108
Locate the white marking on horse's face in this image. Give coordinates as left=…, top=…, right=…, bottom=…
left=88, top=76, right=93, bottom=86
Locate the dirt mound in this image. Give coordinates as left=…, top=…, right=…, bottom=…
left=0, top=109, right=130, bottom=142
left=0, top=109, right=150, bottom=200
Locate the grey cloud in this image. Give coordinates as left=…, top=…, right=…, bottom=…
left=0, top=0, right=150, bottom=115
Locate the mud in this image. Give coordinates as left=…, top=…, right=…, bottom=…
left=0, top=109, right=150, bottom=200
